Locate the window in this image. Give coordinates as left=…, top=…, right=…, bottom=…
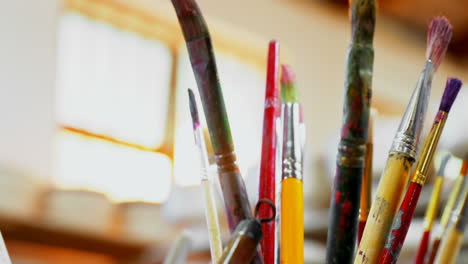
left=54, top=3, right=174, bottom=203
left=54, top=0, right=267, bottom=202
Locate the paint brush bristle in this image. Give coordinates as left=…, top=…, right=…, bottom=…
left=426, top=17, right=453, bottom=70
left=437, top=154, right=452, bottom=177
left=280, top=65, right=299, bottom=103
left=439, top=77, right=462, bottom=113
left=188, top=88, right=200, bottom=129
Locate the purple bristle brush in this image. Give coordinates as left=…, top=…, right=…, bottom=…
left=379, top=77, right=463, bottom=264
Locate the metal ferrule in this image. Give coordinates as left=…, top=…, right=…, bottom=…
left=219, top=219, right=263, bottom=263
left=411, top=111, right=447, bottom=185
left=390, top=60, right=435, bottom=159
left=281, top=103, right=302, bottom=181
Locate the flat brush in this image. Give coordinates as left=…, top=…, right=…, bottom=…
left=355, top=16, right=452, bottom=264
left=188, top=89, right=223, bottom=262
left=427, top=159, right=468, bottom=264
left=379, top=77, right=462, bottom=264
left=413, top=153, right=451, bottom=264
left=326, top=0, right=376, bottom=262
left=258, top=40, right=280, bottom=264
left=434, top=182, right=467, bottom=264
left=280, top=65, right=304, bottom=264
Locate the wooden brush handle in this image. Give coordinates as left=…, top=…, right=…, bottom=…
left=434, top=228, right=463, bottom=264
left=258, top=41, right=280, bottom=264
left=216, top=153, right=253, bottom=229
left=426, top=238, right=441, bottom=264
left=218, top=163, right=265, bottom=264
left=379, top=182, right=422, bottom=264
left=413, top=230, right=430, bottom=264
left=201, top=180, right=223, bottom=262
left=171, top=0, right=255, bottom=232
left=327, top=164, right=363, bottom=264
left=358, top=220, right=366, bottom=245
left=355, top=153, right=413, bottom=264
left=281, top=178, right=304, bottom=264
left=327, top=17, right=375, bottom=260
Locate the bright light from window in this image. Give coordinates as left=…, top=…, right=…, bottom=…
left=56, top=13, right=172, bottom=148
left=53, top=130, right=172, bottom=203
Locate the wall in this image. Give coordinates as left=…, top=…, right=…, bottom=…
left=0, top=0, right=59, bottom=179
left=1, top=0, right=467, bottom=180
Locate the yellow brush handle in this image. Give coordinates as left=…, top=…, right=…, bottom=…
left=355, top=153, right=413, bottom=264
left=434, top=227, right=463, bottom=264
left=439, top=176, right=464, bottom=232
left=424, top=177, right=444, bottom=231
left=281, top=177, right=304, bottom=264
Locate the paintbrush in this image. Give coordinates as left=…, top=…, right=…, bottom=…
left=220, top=219, right=263, bottom=264
left=326, top=0, right=376, bottom=262
left=258, top=40, right=280, bottom=264
left=171, top=0, right=255, bottom=236
left=355, top=17, right=452, bottom=264
left=171, top=2, right=263, bottom=262
left=274, top=100, right=283, bottom=264
left=434, top=182, right=467, bottom=264
left=379, top=77, right=462, bottom=264
left=220, top=200, right=275, bottom=264
left=280, top=65, right=304, bottom=264
left=413, top=153, right=451, bottom=264
left=427, top=159, right=468, bottom=264
left=358, top=109, right=375, bottom=244
left=188, top=89, right=223, bottom=262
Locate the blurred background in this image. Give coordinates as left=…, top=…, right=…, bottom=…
left=0, top=0, right=467, bottom=263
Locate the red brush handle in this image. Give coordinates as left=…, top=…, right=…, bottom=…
left=379, top=182, right=422, bottom=264
left=414, top=230, right=430, bottom=264
left=358, top=220, right=366, bottom=245
left=258, top=40, right=280, bottom=264
left=426, top=238, right=441, bottom=264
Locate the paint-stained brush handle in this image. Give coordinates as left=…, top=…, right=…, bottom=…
left=355, top=153, right=413, bottom=264
left=171, top=0, right=253, bottom=229
left=326, top=0, right=376, bottom=262
left=171, top=2, right=262, bottom=262
left=379, top=183, right=422, bottom=264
